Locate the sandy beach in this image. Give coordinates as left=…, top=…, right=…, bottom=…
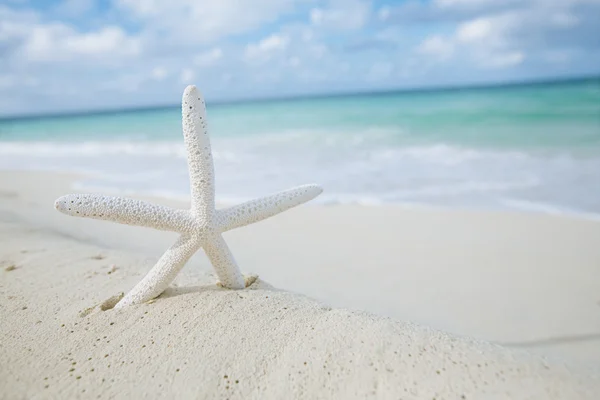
left=1, top=170, right=600, bottom=398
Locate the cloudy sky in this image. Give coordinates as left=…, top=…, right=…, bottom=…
left=1, top=0, right=599, bottom=116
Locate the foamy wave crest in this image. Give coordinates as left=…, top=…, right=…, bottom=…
left=369, top=144, right=531, bottom=165
left=1, top=137, right=599, bottom=220
left=389, top=179, right=541, bottom=198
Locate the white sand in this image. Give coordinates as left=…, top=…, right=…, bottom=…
left=1, top=171, right=600, bottom=398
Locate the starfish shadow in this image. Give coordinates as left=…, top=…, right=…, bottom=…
left=158, top=277, right=280, bottom=300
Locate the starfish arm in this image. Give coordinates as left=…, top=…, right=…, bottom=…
left=54, top=194, right=194, bottom=232
left=182, top=85, right=215, bottom=218
left=216, top=184, right=323, bottom=232
left=203, top=235, right=245, bottom=289
left=115, top=234, right=201, bottom=308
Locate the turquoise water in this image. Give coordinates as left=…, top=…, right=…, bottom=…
left=1, top=77, right=600, bottom=217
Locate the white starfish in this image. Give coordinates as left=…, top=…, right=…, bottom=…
left=54, top=85, right=322, bottom=309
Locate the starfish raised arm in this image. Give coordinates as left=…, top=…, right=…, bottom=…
left=216, top=184, right=323, bottom=232
left=115, top=234, right=201, bottom=308
left=182, top=85, right=215, bottom=219
left=54, top=194, right=194, bottom=232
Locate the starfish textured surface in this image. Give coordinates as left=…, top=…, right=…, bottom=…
left=54, top=85, right=323, bottom=309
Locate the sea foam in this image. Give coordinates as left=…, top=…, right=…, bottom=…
left=1, top=138, right=599, bottom=220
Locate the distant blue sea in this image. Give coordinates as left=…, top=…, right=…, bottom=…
left=1, top=78, right=600, bottom=218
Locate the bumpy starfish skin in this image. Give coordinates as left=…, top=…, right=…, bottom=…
left=54, top=85, right=322, bottom=308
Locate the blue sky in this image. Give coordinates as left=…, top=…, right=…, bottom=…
left=1, top=0, right=599, bottom=116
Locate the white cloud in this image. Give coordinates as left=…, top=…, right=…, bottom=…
left=222, top=73, right=233, bottom=83
left=309, top=8, right=324, bottom=24
left=98, top=74, right=139, bottom=93
left=98, top=66, right=175, bottom=94
left=308, top=43, right=328, bottom=59
left=244, top=34, right=289, bottom=62
left=151, top=66, right=168, bottom=80
left=300, top=27, right=315, bottom=42
left=61, top=27, right=140, bottom=58
left=378, top=6, right=391, bottom=21
left=180, top=68, right=195, bottom=84
left=310, top=0, right=371, bottom=31
left=287, top=56, right=301, bottom=67
left=366, top=62, right=393, bottom=81
left=1, top=7, right=41, bottom=48
left=194, top=48, right=223, bottom=67
left=479, top=51, right=525, bottom=68
left=115, top=0, right=302, bottom=45
left=549, top=12, right=579, bottom=28
left=434, top=0, right=513, bottom=9
left=257, top=34, right=289, bottom=52
left=1, top=8, right=141, bottom=64
left=456, top=18, right=493, bottom=42
left=432, top=0, right=526, bottom=18
left=454, top=13, right=520, bottom=48
left=417, top=13, right=526, bottom=69
left=397, top=57, right=425, bottom=79
left=417, top=35, right=455, bottom=60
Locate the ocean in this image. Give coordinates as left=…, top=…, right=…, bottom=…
left=1, top=77, right=599, bottom=218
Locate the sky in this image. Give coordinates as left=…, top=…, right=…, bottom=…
left=1, top=0, right=599, bottom=116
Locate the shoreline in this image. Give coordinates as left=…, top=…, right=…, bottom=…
left=2, top=164, right=600, bottom=222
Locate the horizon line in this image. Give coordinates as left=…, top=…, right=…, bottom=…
left=1, top=73, right=599, bottom=122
